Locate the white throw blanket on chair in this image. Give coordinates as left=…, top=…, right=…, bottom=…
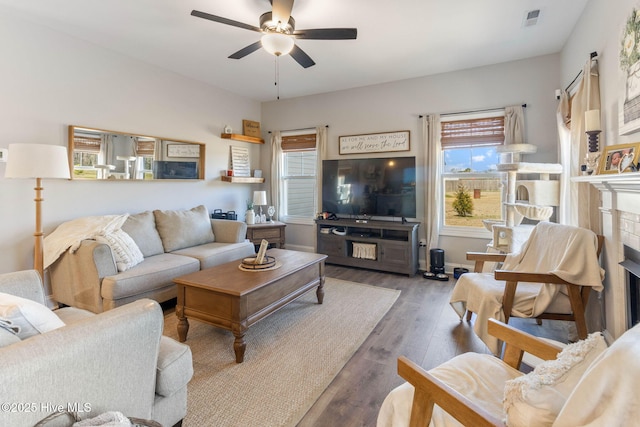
left=450, top=222, right=604, bottom=355
left=43, top=214, right=129, bottom=269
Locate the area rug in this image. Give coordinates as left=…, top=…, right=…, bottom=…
left=163, top=277, right=400, bottom=427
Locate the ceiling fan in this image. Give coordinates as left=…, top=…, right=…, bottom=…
left=191, top=0, right=357, bottom=68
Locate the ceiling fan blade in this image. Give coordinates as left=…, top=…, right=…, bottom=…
left=229, top=41, right=263, bottom=59
left=272, top=0, right=294, bottom=27
left=289, top=44, right=315, bottom=68
left=191, top=10, right=261, bottom=32
left=293, top=28, right=357, bottom=40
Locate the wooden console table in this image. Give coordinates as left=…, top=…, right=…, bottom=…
left=246, top=221, right=286, bottom=248
left=316, top=218, right=419, bottom=276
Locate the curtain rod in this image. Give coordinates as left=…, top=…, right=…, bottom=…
left=419, top=104, right=526, bottom=118
left=268, top=125, right=328, bottom=134
left=564, top=51, right=598, bottom=92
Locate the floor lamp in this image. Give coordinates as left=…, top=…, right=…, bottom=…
left=5, top=144, right=70, bottom=278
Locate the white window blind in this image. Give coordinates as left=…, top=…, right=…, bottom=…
left=283, top=151, right=317, bottom=218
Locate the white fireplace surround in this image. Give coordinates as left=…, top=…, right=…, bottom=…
left=574, top=172, right=640, bottom=340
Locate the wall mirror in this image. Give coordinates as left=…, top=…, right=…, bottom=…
left=68, top=125, right=205, bottom=180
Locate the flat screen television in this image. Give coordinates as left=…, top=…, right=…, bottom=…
left=322, top=156, right=416, bottom=219
left=153, top=161, right=199, bottom=179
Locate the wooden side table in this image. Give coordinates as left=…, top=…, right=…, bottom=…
left=246, top=221, right=286, bottom=249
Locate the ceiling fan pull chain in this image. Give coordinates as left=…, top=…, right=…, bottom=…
left=275, top=55, right=281, bottom=100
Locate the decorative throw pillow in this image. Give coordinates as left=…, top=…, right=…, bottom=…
left=503, top=332, right=608, bottom=427
left=121, top=210, right=165, bottom=257
left=0, top=293, right=65, bottom=340
left=154, top=205, right=215, bottom=252
left=95, top=229, right=145, bottom=272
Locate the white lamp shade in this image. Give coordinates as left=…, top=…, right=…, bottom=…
left=261, top=33, right=294, bottom=56
left=253, top=190, right=268, bottom=206
left=5, top=144, right=70, bottom=179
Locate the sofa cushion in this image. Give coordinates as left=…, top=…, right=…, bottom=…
left=0, top=292, right=65, bottom=339
left=503, top=332, right=607, bottom=427
left=171, top=241, right=256, bottom=269
left=156, top=336, right=194, bottom=397
left=122, top=211, right=165, bottom=257
left=0, top=327, right=20, bottom=348
left=154, top=205, right=215, bottom=252
left=101, top=253, right=200, bottom=301
left=96, top=229, right=145, bottom=272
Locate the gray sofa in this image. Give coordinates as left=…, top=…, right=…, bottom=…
left=50, top=205, right=255, bottom=313
left=0, top=270, right=193, bottom=427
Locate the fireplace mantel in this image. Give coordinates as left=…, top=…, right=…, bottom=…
left=573, top=172, right=640, bottom=200
left=572, top=172, right=640, bottom=339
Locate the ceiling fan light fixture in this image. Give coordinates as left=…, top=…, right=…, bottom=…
left=261, top=33, right=294, bottom=56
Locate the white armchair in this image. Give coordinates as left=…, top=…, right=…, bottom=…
left=378, top=318, right=640, bottom=427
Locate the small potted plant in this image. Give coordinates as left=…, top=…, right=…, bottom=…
left=245, top=199, right=255, bottom=225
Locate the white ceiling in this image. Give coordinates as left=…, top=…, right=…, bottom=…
left=0, top=0, right=588, bottom=102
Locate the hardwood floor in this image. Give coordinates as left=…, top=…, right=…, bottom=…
left=297, top=265, right=573, bottom=427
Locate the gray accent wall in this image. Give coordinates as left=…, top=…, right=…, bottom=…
left=261, top=54, right=562, bottom=269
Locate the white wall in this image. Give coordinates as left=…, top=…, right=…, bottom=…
left=560, top=0, right=640, bottom=336
left=0, top=9, right=264, bottom=275
left=261, top=54, right=561, bottom=268
left=562, top=0, right=640, bottom=148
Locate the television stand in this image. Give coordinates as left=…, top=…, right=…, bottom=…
left=316, top=218, right=420, bottom=276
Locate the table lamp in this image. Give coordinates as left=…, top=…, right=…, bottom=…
left=253, top=191, right=267, bottom=220
left=5, top=143, right=70, bottom=278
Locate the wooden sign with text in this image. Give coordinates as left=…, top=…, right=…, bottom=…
left=339, top=130, right=410, bottom=155
left=242, top=120, right=261, bottom=138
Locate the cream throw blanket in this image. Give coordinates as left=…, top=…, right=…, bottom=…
left=450, top=222, right=604, bottom=355
left=43, top=215, right=129, bottom=269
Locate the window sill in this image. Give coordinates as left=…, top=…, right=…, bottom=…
left=440, top=225, right=493, bottom=239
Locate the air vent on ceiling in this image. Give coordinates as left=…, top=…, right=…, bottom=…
left=524, top=9, right=540, bottom=27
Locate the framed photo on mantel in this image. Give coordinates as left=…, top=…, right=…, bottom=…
left=597, top=142, right=640, bottom=174
left=339, top=130, right=410, bottom=155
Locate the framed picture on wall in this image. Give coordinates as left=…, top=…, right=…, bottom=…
left=597, top=142, right=640, bottom=174
left=618, top=7, right=640, bottom=135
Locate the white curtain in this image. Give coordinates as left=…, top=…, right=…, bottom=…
left=422, top=114, right=442, bottom=270
left=270, top=131, right=283, bottom=219
left=315, top=126, right=327, bottom=215
left=132, top=137, right=143, bottom=179
left=557, top=90, right=572, bottom=225
left=154, top=139, right=163, bottom=161
left=504, top=105, right=525, bottom=146
left=564, top=58, right=601, bottom=229
left=99, top=134, right=113, bottom=166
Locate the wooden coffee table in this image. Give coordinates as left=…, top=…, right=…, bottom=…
left=173, top=248, right=327, bottom=363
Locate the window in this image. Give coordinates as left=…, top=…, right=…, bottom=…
left=134, top=138, right=156, bottom=180
left=280, top=132, right=317, bottom=223
left=440, top=113, right=504, bottom=236
left=72, top=135, right=100, bottom=179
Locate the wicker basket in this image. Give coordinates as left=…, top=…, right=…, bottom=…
left=240, top=255, right=276, bottom=270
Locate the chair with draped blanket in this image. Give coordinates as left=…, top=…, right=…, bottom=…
left=377, top=318, right=640, bottom=427
left=449, top=222, right=604, bottom=355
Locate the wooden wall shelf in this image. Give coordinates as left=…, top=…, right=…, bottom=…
left=221, top=176, right=265, bottom=184
left=221, top=133, right=264, bottom=144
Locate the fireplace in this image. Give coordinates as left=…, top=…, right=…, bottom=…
left=621, top=245, right=640, bottom=329
left=574, top=172, right=640, bottom=340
